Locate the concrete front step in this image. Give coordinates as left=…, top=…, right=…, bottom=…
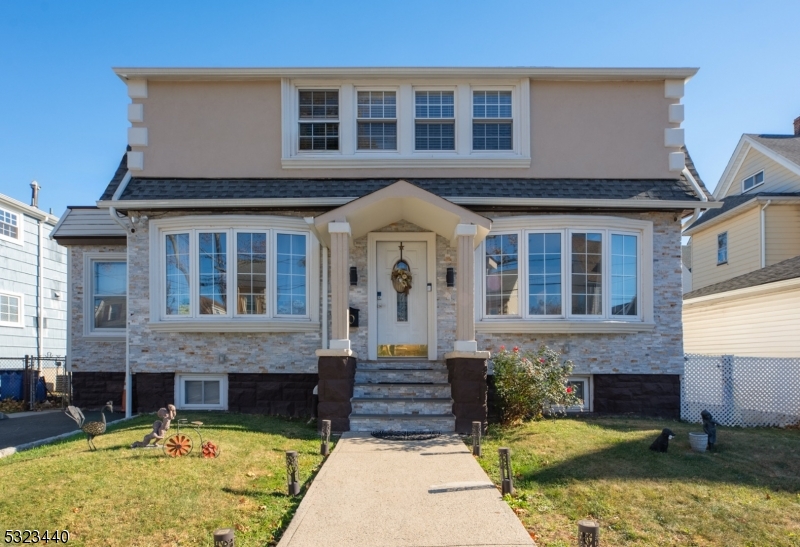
left=353, top=382, right=452, bottom=398
left=357, top=360, right=446, bottom=371
left=351, top=397, right=453, bottom=415
left=355, top=368, right=449, bottom=384
left=349, top=413, right=456, bottom=432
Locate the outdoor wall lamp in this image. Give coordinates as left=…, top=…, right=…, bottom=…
left=446, top=267, right=456, bottom=287
left=350, top=266, right=358, bottom=286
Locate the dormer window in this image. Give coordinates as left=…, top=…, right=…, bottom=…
left=298, top=90, right=339, bottom=151
left=742, top=171, right=764, bottom=192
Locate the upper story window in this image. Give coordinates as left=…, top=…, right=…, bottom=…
left=481, top=217, right=651, bottom=323
left=0, top=292, right=23, bottom=328
left=473, top=90, right=512, bottom=150
left=742, top=171, right=764, bottom=193
left=717, top=232, right=728, bottom=265
left=0, top=208, right=20, bottom=243
left=357, top=91, right=397, bottom=150
left=415, top=91, right=455, bottom=151
left=298, top=90, right=339, bottom=151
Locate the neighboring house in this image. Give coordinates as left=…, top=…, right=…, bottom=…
left=0, top=186, right=67, bottom=359
left=684, top=117, right=800, bottom=357
left=52, top=66, right=715, bottom=431
left=681, top=243, right=692, bottom=293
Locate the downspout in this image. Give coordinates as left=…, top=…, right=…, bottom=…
left=109, top=170, right=133, bottom=417
left=305, top=218, right=328, bottom=350
left=760, top=200, right=772, bottom=268
left=681, top=167, right=709, bottom=229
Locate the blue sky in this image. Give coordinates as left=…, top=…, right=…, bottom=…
left=0, top=1, right=798, bottom=216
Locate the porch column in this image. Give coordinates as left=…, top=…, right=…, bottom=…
left=328, top=221, right=351, bottom=351
left=454, top=224, right=478, bottom=352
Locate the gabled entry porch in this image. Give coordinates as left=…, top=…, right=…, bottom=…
left=312, top=180, right=493, bottom=432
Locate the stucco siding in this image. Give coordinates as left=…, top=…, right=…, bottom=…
left=132, top=79, right=676, bottom=180
left=691, top=207, right=761, bottom=290
left=476, top=212, right=684, bottom=375
left=722, top=147, right=800, bottom=198
left=765, top=204, right=800, bottom=266
left=684, top=284, right=800, bottom=357
left=69, top=245, right=127, bottom=372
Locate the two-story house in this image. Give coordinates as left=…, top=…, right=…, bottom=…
left=0, top=185, right=67, bottom=360
left=683, top=117, right=800, bottom=357
left=52, top=66, right=714, bottom=431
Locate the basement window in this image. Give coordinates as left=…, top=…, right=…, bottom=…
left=175, top=374, right=227, bottom=410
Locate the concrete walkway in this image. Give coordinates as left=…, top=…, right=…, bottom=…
left=278, top=432, right=535, bottom=547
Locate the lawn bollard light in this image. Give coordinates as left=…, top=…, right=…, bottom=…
left=213, top=528, right=234, bottom=547
left=286, top=450, right=301, bottom=496
left=498, top=447, right=515, bottom=496
left=320, top=419, right=331, bottom=456
left=472, top=421, right=482, bottom=457
left=577, top=519, right=599, bottom=546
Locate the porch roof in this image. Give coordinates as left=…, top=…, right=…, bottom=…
left=313, top=180, right=492, bottom=247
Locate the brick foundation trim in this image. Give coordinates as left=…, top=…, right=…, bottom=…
left=446, top=357, right=488, bottom=434
left=228, top=373, right=317, bottom=417
left=72, top=372, right=125, bottom=409
left=593, top=374, right=680, bottom=418
left=317, top=356, right=356, bottom=432
left=132, top=373, right=175, bottom=413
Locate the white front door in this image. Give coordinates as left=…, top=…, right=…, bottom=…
left=376, top=240, right=428, bottom=357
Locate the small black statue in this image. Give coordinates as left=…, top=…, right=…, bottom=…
left=649, top=428, right=675, bottom=453
left=701, top=410, right=720, bottom=450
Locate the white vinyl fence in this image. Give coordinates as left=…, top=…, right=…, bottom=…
left=682, top=354, right=800, bottom=427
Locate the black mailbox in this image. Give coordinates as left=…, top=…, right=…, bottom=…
left=349, top=307, right=360, bottom=328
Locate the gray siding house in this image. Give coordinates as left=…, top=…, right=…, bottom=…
left=0, top=189, right=67, bottom=359
left=53, top=66, right=718, bottom=431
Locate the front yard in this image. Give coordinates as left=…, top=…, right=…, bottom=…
left=477, top=416, right=800, bottom=546
left=0, top=413, right=325, bottom=547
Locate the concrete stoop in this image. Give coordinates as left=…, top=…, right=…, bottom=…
left=349, top=360, right=456, bottom=432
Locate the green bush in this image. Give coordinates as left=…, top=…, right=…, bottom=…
left=492, top=345, right=581, bottom=425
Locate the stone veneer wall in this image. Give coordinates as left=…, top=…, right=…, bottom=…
left=69, top=245, right=127, bottom=374
left=348, top=220, right=456, bottom=360
left=126, top=211, right=325, bottom=375
left=476, top=212, right=685, bottom=376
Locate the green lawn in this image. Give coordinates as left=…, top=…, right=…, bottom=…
left=0, top=413, right=326, bottom=547
left=475, top=416, right=800, bottom=547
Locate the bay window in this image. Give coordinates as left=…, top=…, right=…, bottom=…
left=480, top=216, right=651, bottom=326
left=152, top=216, right=317, bottom=329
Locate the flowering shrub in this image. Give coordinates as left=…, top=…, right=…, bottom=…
left=492, top=345, right=581, bottom=425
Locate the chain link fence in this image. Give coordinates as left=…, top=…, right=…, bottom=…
left=682, top=354, right=800, bottom=427
left=0, top=355, right=70, bottom=410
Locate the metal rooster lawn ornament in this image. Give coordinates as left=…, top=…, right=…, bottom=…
left=65, top=401, right=113, bottom=451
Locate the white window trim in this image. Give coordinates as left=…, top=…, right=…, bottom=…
left=413, top=86, right=458, bottom=154
left=549, top=375, right=593, bottom=413
left=281, top=78, right=531, bottom=169
left=470, top=86, right=518, bottom=154
left=175, top=373, right=228, bottom=410
left=83, top=252, right=127, bottom=339
left=149, top=215, right=320, bottom=332
left=354, top=86, right=400, bottom=154
left=0, top=290, right=24, bottom=328
left=741, top=170, right=764, bottom=193
left=296, top=87, right=342, bottom=154
left=0, top=205, right=23, bottom=246
left=475, top=215, right=654, bottom=334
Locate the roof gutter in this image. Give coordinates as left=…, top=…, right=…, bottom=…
left=108, top=171, right=133, bottom=233
left=683, top=195, right=800, bottom=236
left=680, top=167, right=709, bottom=230
left=97, top=197, right=720, bottom=211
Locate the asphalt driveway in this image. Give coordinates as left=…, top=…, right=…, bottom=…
left=0, top=410, right=126, bottom=449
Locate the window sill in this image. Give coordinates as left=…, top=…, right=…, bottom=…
left=148, top=320, right=320, bottom=333
left=83, top=331, right=126, bottom=341
left=281, top=155, right=530, bottom=169
left=475, top=320, right=656, bottom=334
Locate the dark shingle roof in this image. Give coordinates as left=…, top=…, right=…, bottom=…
left=683, top=146, right=712, bottom=199
left=108, top=176, right=705, bottom=203
left=684, top=255, right=800, bottom=299
left=99, top=146, right=130, bottom=201
left=686, top=191, right=800, bottom=231
left=747, top=134, right=800, bottom=167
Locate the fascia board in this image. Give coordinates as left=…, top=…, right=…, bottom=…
left=113, top=66, right=698, bottom=82
left=98, top=197, right=719, bottom=210
left=0, top=193, right=58, bottom=224
left=683, top=276, right=800, bottom=306
left=744, top=137, right=800, bottom=178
